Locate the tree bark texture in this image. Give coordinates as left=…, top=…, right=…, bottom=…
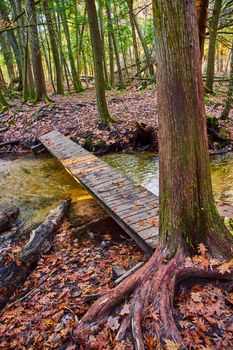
left=195, top=0, right=209, bottom=58
left=86, top=0, right=112, bottom=126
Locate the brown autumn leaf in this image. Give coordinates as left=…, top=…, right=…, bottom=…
left=11, top=246, right=21, bottom=254
left=217, top=262, right=231, bottom=274
left=144, top=335, right=157, bottom=350
left=191, top=292, right=202, bottom=303
left=107, top=316, right=120, bottom=331
left=196, top=318, right=207, bottom=332
left=119, top=304, right=130, bottom=316
left=43, top=318, right=54, bottom=326
left=198, top=243, right=208, bottom=256
left=164, top=339, right=181, bottom=350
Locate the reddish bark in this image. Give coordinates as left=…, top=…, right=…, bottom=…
left=196, top=0, right=209, bottom=57
left=74, top=1, right=233, bottom=348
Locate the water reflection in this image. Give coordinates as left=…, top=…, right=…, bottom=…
left=0, top=152, right=232, bottom=232
left=103, top=152, right=233, bottom=210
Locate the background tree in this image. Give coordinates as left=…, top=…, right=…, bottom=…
left=43, top=0, right=64, bottom=95
left=0, top=0, right=232, bottom=101
left=196, top=0, right=209, bottom=58
left=0, top=1, right=23, bottom=84
left=221, top=40, right=233, bottom=119
left=86, top=0, right=112, bottom=127
left=205, top=0, right=223, bottom=93
left=26, top=0, right=47, bottom=101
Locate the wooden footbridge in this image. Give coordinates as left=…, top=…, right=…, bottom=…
left=39, top=130, right=159, bottom=255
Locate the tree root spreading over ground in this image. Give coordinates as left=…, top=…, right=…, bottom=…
left=75, top=244, right=233, bottom=350
left=0, top=218, right=232, bottom=349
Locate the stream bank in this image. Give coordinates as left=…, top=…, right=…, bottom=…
left=0, top=152, right=233, bottom=348
left=0, top=86, right=232, bottom=156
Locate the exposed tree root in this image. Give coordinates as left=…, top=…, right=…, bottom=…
left=74, top=245, right=233, bottom=349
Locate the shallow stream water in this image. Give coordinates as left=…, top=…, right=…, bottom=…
left=0, top=152, right=233, bottom=231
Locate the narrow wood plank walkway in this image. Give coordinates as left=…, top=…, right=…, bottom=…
left=39, top=130, right=159, bottom=255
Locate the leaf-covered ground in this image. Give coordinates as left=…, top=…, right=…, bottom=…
left=0, top=218, right=144, bottom=349
left=0, top=86, right=232, bottom=348
left=0, top=217, right=232, bottom=349
left=0, top=86, right=232, bottom=154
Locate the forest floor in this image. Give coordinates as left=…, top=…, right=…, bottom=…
left=0, top=85, right=233, bottom=349
left=0, top=85, right=232, bottom=155
left=0, top=210, right=232, bottom=349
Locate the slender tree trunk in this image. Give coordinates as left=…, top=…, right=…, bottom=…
left=133, top=12, right=154, bottom=77
left=98, top=0, right=110, bottom=89
left=0, top=34, right=15, bottom=81
left=195, top=0, right=209, bottom=58
left=43, top=0, right=64, bottom=94
left=22, top=30, right=36, bottom=102
left=108, top=16, right=114, bottom=87
left=221, top=41, right=233, bottom=119
left=59, top=1, right=83, bottom=93
left=205, top=0, right=223, bottom=93
left=127, top=0, right=141, bottom=78
left=0, top=67, right=7, bottom=92
left=74, top=0, right=85, bottom=90
left=82, top=48, right=89, bottom=88
left=106, top=3, right=125, bottom=89
left=26, top=0, right=47, bottom=101
left=0, top=2, right=23, bottom=81
left=0, top=86, right=9, bottom=112
left=86, top=0, right=112, bottom=127
left=14, top=0, right=35, bottom=101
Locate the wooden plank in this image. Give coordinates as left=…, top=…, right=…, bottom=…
left=39, top=130, right=160, bottom=255
left=112, top=196, right=157, bottom=214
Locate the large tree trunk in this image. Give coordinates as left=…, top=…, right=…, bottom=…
left=86, top=0, right=112, bottom=127
left=74, top=1, right=233, bottom=348
left=195, top=0, right=209, bottom=58
left=26, top=0, right=47, bottom=101
left=205, top=0, right=223, bottom=93
left=154, top=0, right=231, bottom=258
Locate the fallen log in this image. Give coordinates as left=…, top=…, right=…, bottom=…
left=0, top=206, right=19, bottom=233
left=0, top=198, right=70, bottom=310
left=0, top=229, right=19, bottom=245
left=0, top=140, right=20, bottom=148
